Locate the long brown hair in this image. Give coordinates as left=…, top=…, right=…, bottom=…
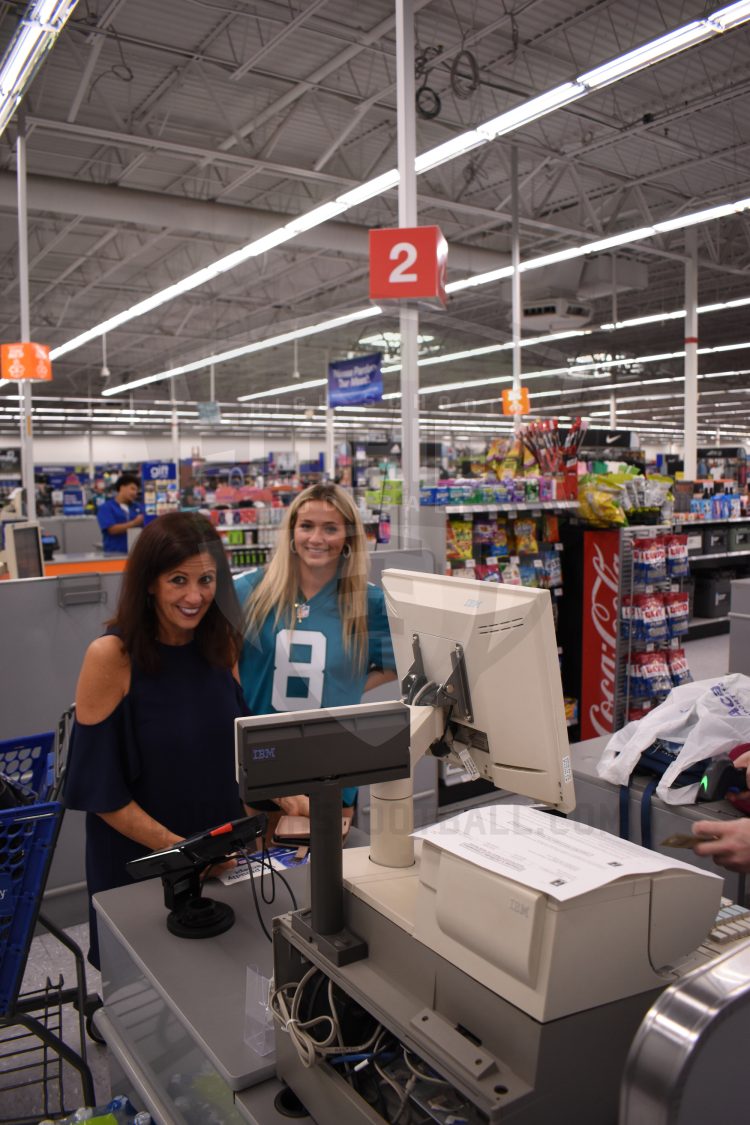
left=243, top=482, right=370, bottom=668
left=110, top=511, right=243, bottom=674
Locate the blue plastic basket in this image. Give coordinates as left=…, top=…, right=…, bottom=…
left=0, top=732, right=54, bottom=803
left=0, top=801, right=63, bottom=1016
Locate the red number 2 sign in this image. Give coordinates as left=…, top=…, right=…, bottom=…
left=369, top=226, right=447, bottom=306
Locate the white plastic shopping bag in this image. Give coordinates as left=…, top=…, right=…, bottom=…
left=597, top=674, right=750, bottom=804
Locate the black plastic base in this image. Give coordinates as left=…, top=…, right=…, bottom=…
left=166, top=896, right=235, bottom=938
left=290, top=907, right=368, bottom=966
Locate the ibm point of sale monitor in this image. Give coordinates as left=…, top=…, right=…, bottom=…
left=382, top=569, right=575, bottom=813
left=4, top=522, right=44, bottom=580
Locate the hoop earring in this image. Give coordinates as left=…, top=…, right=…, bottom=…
left=341, top=543, right=352, bottom=559
left=290, top=539, right=297, bottom=554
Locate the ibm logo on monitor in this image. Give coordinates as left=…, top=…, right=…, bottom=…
left=252, top=746, right=276, bottom=761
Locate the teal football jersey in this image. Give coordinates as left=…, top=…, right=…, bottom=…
left=235, top=570, right=396, bottom=805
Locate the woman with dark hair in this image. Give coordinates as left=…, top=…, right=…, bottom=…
left=65, top=512, right=247, bottom=966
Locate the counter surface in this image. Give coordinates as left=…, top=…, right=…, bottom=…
left=95, top=861, right=307, bottom=1092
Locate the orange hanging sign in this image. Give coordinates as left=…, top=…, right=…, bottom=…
left=502, top=386, right=530, bottom=415
left=1, top=342, right=52, bottom=381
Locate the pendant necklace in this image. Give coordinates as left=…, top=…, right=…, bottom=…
left=294, top=600, right=310, bottom=623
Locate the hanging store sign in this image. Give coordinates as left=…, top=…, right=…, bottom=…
left=501, top=387, right=530, bottom=415
left=1, top=342, right=52, bottom=381
left=0, top=447, right=21, bottom=473
left=328, top=353, right=383, bottom=408
left=197, top=402, right=222, bottom=424
left=369, top=226, right=448, bottom=306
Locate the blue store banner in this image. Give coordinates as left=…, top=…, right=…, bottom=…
left=327, top=352, right=383, bottom=407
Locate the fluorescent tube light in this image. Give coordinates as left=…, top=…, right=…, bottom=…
left=710, top=1, right=750, bottom=30
left=578, top=23, right=714, bottom=89
left=287, top=200, right=349, bottom=232
left=0, top=0, right=78, bottom=138
left=414, top=132, right=485, bottom=174
left=335, top=169, right=400, bottom=208
left=476, top=83, right=585, bottom=140
left=239, top=378, right=326, bottom=402
left=102, top=306, right=380, bottom=397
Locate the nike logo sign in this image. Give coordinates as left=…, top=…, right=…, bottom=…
left=605, top=434, right=620, bottom=444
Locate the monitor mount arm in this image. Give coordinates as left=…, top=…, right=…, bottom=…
left=369, top=636, right=473, bottom=869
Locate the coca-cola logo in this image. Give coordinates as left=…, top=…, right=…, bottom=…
left=588, top=543, right=619, bottom=737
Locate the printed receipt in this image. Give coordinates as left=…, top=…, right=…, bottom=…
left=413, top=805, right=720, bottom=901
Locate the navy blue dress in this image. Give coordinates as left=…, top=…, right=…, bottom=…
left=64, top=639, right=247, bottom=966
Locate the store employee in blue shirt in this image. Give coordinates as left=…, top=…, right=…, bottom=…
left=97, top=473, right=144, bottom=552
left=235, top=481, right=397, bottom=817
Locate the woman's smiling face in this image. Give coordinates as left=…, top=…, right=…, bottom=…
left=292, top=500, right=347, bottom=580
left=150, top=552, right=217, bottom=644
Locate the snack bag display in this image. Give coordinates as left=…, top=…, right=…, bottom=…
left=518, top=559, right=540, bottom=587
left=542, top=513, right=560, bottom=543
left=492, top=519, right=510, bottom=556
left=628, top=651, right=672, bottom=701
left=540, top=550, right=563, bottom=589
left=475, top=559, right=500, bottom=582
left=636, top=593, right=669, bottom=643
left=664, top=591, right=690, bottom=638
left=578, top=477, right=627, bottom=527
left=632, top=537, right=667, bottom=587
left=621, top=594, right=636, bottom=640
left=664, top=534, right=690, bottom=579
left=500, top=558, right=522, bottom=585
left=512, top=517, right=538, bottom=554
left=667, top=647, right=693, bottom=687
left=446, top=518, right=473, bottom=560
left=473, top=519, right=496, bottom=551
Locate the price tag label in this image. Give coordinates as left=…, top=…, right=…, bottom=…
left=457, top=747, right=480, bottom=780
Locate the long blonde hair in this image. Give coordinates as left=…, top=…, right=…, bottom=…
left=243, top=482, right=370, bottom=669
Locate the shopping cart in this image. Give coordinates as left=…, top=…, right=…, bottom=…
left=0, top=729, right=98, bottom=1124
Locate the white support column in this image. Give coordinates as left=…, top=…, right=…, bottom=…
left=609, top=393, right=617, bottom=431
left=396, top=0, right=420, bottom=545
left=325, top=407, right=335, bottom=480
left=683, top=229, right=699, bottom=480
left=511, top=147, right=522, bottom=432
left=16, top=112, right=36, bottom=521
left=170, top=381, right=180, bottom=474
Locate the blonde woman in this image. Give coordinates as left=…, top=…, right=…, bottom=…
left=235, top=482, right=397, bottom=815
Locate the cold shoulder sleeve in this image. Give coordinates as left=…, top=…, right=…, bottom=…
left=64, top=697, right=141, bottom=813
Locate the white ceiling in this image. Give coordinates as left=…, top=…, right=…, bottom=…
left=1, top=0, right=750, bottom=445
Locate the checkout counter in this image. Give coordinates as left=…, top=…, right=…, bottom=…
left=92, top=758, right=750, bottom=1125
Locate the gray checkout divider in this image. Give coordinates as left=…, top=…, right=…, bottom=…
left=0, top=570, right=124, bottom=923
left=729, top=576, right=750, bottom=676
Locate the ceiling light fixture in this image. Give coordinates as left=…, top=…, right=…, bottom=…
left=0, top=0, right=77, bottom=139
left=47, top=1, right=750, bottom=362
left=103, top=306, right=380, bottom=397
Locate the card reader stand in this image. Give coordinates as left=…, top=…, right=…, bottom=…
left=126, top=813, right=267, bottom=939
left=161, top=865, right=236, bottom=938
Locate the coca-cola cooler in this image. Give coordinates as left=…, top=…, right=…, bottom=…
left=558, top=525, right=622, bottom=741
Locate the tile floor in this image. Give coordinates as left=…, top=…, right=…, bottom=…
left=0, top=631, right=733, bottom=1122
